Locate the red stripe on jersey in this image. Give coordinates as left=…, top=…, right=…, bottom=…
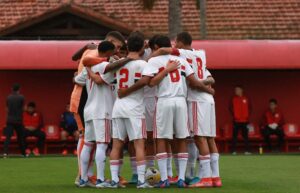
left=186, top=58, right=193, bottom=64
left=135, top=72, right=142, bottom=78
left=171, top=48, right=180, bottom=56
left=159, top=67, right=165, bottom=73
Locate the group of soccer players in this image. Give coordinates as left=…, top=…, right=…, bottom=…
left=70, top=30, right=222, bottom=188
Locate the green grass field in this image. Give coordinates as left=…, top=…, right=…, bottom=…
left=0, top=154, right=300, bottom=193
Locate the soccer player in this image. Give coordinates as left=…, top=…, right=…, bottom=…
left=108, top=34, right=152, bottom=188
left=144, top=35, right=214, bottom=188
left=74, top=41, right=116, bottom=188
left=151, top=32, right=221, bottom=187
left=71, top=31, right=129, bottom=186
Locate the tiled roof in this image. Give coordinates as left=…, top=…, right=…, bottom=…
left=0, top=0, right=299, bottom=39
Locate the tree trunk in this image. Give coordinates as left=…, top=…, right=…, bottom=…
left=168, top=0, right=182, bottom=39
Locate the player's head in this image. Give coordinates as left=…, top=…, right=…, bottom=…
left=127, top=33, right=145, bottom=53
left=105, top=31, right=126, bottom=53
left=176, top=32, right=192, bottom=48
left=148, top=34, right=161, bottom=51
left=234, top=85, right=244, bottom=96
left=97, top=41, right=115, bottom=57
left=154, top=35, right=171, bottom=49
left=12, top=83, right=20, bottom=92
left=118, top=44, right=128, bottom=58
left=269, top=98, right=278, bottom=111
left=26, top=102, right=36, bottom=114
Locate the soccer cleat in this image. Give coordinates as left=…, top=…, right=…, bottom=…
left=32, top=148, right=40, bottom=156
left=78, top=179, right=93, bottom=188
left=177, top=179, right=187, bottom=188
left=212, top=177, right=222, bottom=187
left=187, top=177, right=200, bottom=185
left=168, top=175, right=178, bottom=184
left=88, top=175, right=97, bottom=185
left=129, top=174, right=138, bottom=184
left=96, top=179, right=110, bottom=188
left=62, top=149, right=68, bottom=156
left=154, top=179, right=170, bottom=188
left=137, top=180, right=153, bottom=188
left=119, top=176, right=128, bottom=185
left=108, top=180, right=126, bottom=188
left=189, top=177, right=213, bottom=188
left=232, top=152, right=237, bottom=155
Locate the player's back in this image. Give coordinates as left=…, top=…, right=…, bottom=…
left=147, top=55, right=194, bottom=98
left=84, top=63, right=114, bottom=121
left=112, top=60, right=147, bottom=118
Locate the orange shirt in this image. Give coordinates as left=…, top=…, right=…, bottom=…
left=23, top=112, right=42, bottom=129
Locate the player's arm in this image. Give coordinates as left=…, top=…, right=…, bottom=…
left=203, top=76, right=215, bottom=85
left=187, top=75, right=215, bottom=95
left=74, top=69, right=87, bottom=86
left=118, top=76, right=151, bottom=98
left=72, top=43, right=97, bottom=61
left=148, top=60, right=180, bottom=87
left=147, top=47, right=179, bottom=61
left=85, top=67, right=104, bottom=84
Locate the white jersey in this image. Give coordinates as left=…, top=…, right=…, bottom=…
left=112, top=60, right=147, bottom=118
left=75, top=62, right=115, bottom=121
left=144, top=55, right=194, bottom=98
left=174, top=49, right=214, bottom=104
left=142, top=48, right=157, bottom=98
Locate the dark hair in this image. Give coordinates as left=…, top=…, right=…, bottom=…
left=155, top=35, right=171, bottom=48
left=119, top=44, right=128, bottom=52
left=27, top=102, right=36, bottom=108
left=12, top=83, right=20, bottom=92
left=106, top=31, right=126, bottom=46
left=98, top=41, right=115, bottom=53
left=130, top=31, right=145, bottom=39
left=127, top=34, right=144, bottom=52
left=148, top=34, right=161, bottom=50
left=269, top=98, right=278, bottom=104
left=176, top=32, right=192, bottom=46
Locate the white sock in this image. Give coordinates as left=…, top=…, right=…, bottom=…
left=130, top=157, right=137, bottom=175
left=210, top=153, right=220, bottom=177
left=110, top=160, right=121, bottom=183
left=173, top=154, right=179, bottom=175
left=146, top=156, right=155, bottom=168
left=186, top=142, right=198, bottom=178
left=177, top=153, right=188, bottom=181
left=80, top=142, right=93, bottom=181
left=156, top=152, right=168, bottom=181
left=167, top=153, right=173, bottom=177
left=87, top=146, right=96, bottom=177
left=95, top=143, right=108, bottom=181
left=118, top=159, right=123, bottom=176
left=77, top=138, right=83, bottom=173
left=137, top=161, right=146, bottom=183
left=198, top=154, right=211, bottom=179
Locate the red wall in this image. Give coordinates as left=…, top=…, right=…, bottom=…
left=1, top=70, right=300, bottom=130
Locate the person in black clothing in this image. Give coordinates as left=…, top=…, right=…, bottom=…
left=3, top=84, right=26, bottom=157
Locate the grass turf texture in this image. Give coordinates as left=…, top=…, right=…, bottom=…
left=0, top=155, right=300, bottom=193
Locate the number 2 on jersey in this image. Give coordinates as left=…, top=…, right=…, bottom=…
left=119, top=68, right=129, bottom=88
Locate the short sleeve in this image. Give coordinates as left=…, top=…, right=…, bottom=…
left=95, top=62, right=109, bottom=74
left=184, top=60, right=194, bottom=77
left=205, top=69, right=212, bottom=78
left=93, top=62, right=114, bottom=84
left=74, top=68, right=87, bottom=85
left=142, top=59, right=158, bottom=77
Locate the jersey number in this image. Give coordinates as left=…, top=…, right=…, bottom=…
left=186, top=58, right=203, bottom=79
left=119, top=68, right=129, bottom=88
left=170, top=69, right=180, bottom=82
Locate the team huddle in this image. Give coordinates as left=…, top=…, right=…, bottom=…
left=70, top=31, right=222, bottom=188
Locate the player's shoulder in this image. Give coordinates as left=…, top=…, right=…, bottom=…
left=192, top=49, right=206, bottom=57
left=91, top=61, right=109, bottom=71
